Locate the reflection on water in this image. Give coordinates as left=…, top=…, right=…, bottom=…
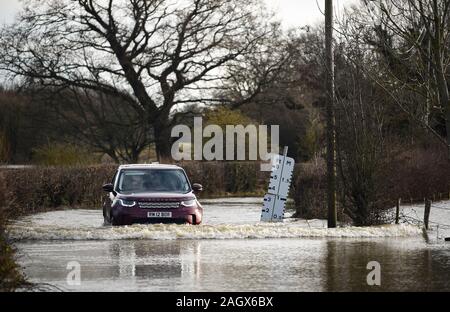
left=325, top=240, right=450, bottom=291
left=109, top=240, right=202, bottom=282
left=16, top=240, right=204, bottom=291
left=15, top=237, right=450, bottom=292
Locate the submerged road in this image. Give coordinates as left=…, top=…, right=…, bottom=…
left=10, top=198, right=450, bottom=291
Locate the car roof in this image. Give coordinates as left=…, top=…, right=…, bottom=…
left=118, top=163, right=183, bottom=170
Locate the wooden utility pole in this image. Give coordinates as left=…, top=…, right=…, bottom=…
left=395, top=198, right=401, bottom=224
left=424, top=199, right=431, bottom=230
left=325, top=0, right=337, bottom=228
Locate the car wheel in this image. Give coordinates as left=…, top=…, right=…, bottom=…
left=111, top=217, right=120, bottom=226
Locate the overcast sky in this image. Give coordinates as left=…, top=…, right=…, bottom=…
left=266, top=0, right=358, bottom=29
left=0, top=0, right=358, bottom=27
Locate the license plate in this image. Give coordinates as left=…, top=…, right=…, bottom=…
left=147, top=211, right=172, bottom=218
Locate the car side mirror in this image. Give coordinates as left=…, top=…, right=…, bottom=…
left=102, top=183, right=114, bottom=193
left=192, top=183, right=203, bottom=193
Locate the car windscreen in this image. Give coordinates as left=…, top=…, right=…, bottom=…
left=116, top=169, right=191, bottom=194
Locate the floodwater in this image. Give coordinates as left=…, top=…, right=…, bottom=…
left=10, top=198, right=450, bottom=291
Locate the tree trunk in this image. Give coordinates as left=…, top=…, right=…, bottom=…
left=122, top=150, right=140, bottom=164
left=439, top=84, right=450, bottom=158
left=153, top=114, right=173, bottom=162
left=431, top=0, right=450, bottom=158
left=435, top=69, right=450, bottom=157
left=432, top=58, right=450, bottom=158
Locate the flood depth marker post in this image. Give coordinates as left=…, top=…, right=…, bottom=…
left=261, top=146, right=295, bottom=222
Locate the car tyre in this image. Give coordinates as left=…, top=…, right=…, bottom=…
left=111, top=217, right=121, bottom=226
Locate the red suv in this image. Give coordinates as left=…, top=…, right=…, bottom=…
left=102, top=164, right=203, bottom=225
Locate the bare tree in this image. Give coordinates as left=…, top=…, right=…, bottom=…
left=217, top=27, right=326, bottom=161
left=30, top=86, right=153, bottom=163
left=339, top=0, right=450, bottom=156
left=0, top=0, right=285, bottom=160
left=335, top=48, right=389, bottom=226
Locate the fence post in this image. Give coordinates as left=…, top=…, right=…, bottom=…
left=424, top=199, right=431, bottom=230
left=395, top=198, right=401, bottom=224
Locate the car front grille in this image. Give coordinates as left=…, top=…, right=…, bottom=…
left=138, top=201, right=180, bottom=209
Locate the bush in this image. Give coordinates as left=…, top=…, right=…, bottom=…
left=293, top=146, right=450, bottom=224
left=181, top=161, right=226, bottom=197
left=0, top=225, right=28, bottom=291
left=224, top=162, right=260, bottom=194
left=0, top=172, right=28, bottom=291
left=0, top=233, right=27, bottom=291
left=0, top=131, right=11, bottom=164
left=174, top=161, right=267, bottom=197
left=32, top=143, right=101, bottom=166
left=293, top=158, right=327, bottom=219
left=382, top=146, right=450, bottom=203
left=2, top=165, right=116, bottom=215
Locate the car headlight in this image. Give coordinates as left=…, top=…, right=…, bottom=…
left=181, top=199, right=196, bottom=207
left=119, top=199, right=136, bottom=207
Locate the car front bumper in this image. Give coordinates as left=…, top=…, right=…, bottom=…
left=111, top=205, right=202, bottom=225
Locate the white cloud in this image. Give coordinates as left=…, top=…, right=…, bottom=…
left=0, top=0, right=22, bottom=24
left=0, top=0, right=358, bottom=28
left=265, top=0, right=359, bottom=29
